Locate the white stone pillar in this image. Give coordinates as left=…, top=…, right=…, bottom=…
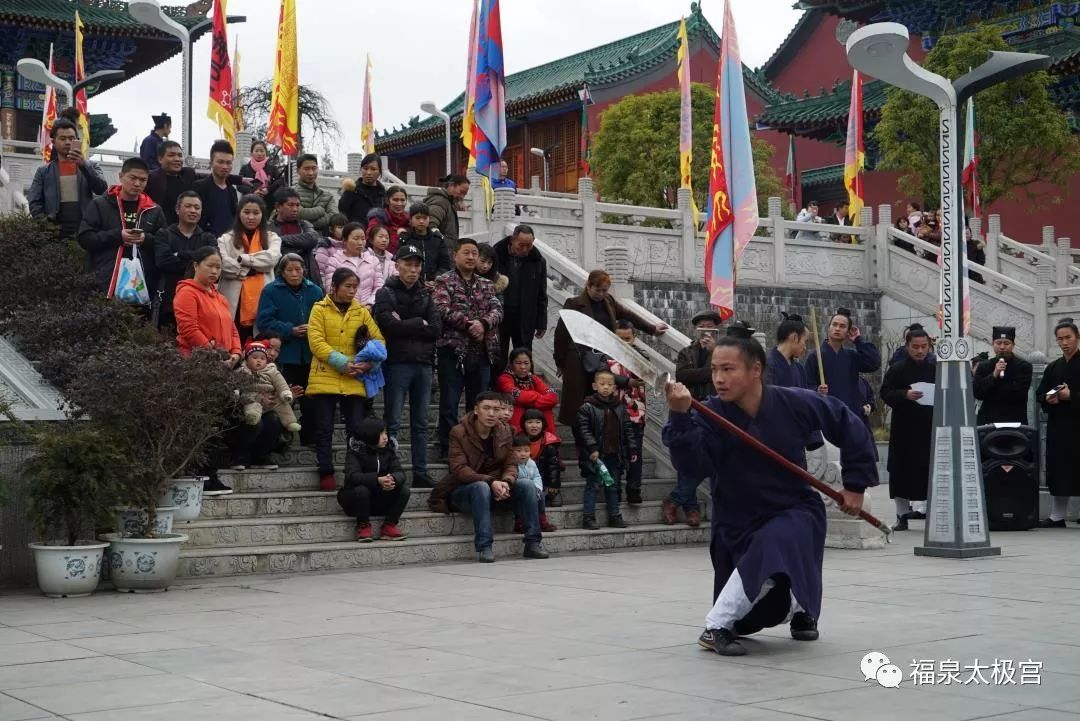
left=406, top=170, right=416, bottom=186
left=875, top=204, right=892, bottom=291
left=580, top=176, right=597, bottom=270
left=604, top=245, right=633, bottom=299
left=492, top=187, right=515, bottom=223
left=985, top=214, right=1001, bottom=273
left=530, top=175, right=541, bottom=193
left=1058, top=238, right=1073, bottom=288
left=466, top=167, right=487, bottom=237
left=346, top=153, right=363, bottom=177
left=769, top=196, right=784, bottom=286
left=1034, top=251, right=1051, bottom=353
left=234, top=130, right=253, bottom=167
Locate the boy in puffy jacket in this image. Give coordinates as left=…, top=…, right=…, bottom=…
left=238, top=340, right=300, bottom=432
left=575, top=369, right=633, bottom=530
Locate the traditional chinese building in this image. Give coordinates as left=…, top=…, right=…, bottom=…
left=374, top=2, right=779, bottom=193
left=0, top=0, right=214, bottom=148
left=756, top=0, right=1080, bottom=241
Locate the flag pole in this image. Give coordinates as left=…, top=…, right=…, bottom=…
left=809, top=306, right=825, bottom=387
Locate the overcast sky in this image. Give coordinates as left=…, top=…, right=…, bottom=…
left=92, top=0, right=802, bottom=167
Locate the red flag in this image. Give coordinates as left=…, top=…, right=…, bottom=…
left=207, top=0, right=235, bottom=145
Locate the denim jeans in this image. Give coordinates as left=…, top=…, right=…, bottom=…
left=383, top=362, right=432, bottom=475
left=667, top=470, right=706, bottom=511
left=308, top=394, right=366, bottom=476
left=626, top=423, right=644, bottom=494
left=450, top=480, right=541, bottom=551
left=583, top=454, right=622, bottom=517
left=437, top=348, right=490, bottom=451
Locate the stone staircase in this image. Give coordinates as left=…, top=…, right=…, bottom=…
left=175, top=401, right=708, bottom=579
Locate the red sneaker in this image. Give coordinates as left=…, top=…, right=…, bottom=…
left=380, top=522, right=407, bottom=541
left=319, top=473, right=336, bottom=492
left=356, top=522, right=373, bottom=542
left=540, top=514, right=558, bottom=533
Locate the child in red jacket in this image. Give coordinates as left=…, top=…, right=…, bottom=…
left=495, top=347, right=557, bottom=432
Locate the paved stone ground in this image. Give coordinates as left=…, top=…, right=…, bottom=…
left=1, top=524, right=1079, bottom=721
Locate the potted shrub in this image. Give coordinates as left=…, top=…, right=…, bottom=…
left=21, top=422, right=130, bottom=597
left=69, top=342, right=245, bottom=592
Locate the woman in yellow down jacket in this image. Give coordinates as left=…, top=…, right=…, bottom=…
left=307, top=266, right=385, bottom=491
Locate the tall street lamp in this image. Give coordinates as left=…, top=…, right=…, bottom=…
left=129, top=1, right=244, bottom=159
left=530, top=147, right=548, bottom=191
left=421, top=101, right=451, bottom=176
left=17, top=59, right=125, bottom=110
left=846, top=22, right=1049, bottom=559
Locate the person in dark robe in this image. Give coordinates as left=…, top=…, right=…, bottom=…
left=880, top=328, right=935, bottom=531
left=1035, top=318, right=1080, bottom=528
left=803, top=307, right=881, bottom=427
left=973, top=326, right=1032, bottom=425
left=765, top=313, right=809, bottom=388
left=889, top=323, right=937, bottom=365
left=664, top=327, right=878, bottom=657
left=139, top=113, right=171, bottom=172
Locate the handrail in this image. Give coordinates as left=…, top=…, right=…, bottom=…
left=888, top=227, right=1034, bottom=294
left=785, top=218, right=871, bottom=238
left=595, top=201, right=680, bottom=220
left=999, top=233, right=1055, bottom=265
left=533, top=237, right=692, bottom=355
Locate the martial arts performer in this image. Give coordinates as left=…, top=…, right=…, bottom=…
left=664, top=328, right=879, bottom=656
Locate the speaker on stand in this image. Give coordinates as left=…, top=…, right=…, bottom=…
left=978, top=424, right=1038, bottom=531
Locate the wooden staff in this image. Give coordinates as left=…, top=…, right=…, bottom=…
left=809, top=306, right=826, bottom=387
left=679, top=391, right=892, bottom=541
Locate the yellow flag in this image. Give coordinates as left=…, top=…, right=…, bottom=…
left=267, top=0, right=299, bottom=155
left=74, top=10, right=90, bottom=156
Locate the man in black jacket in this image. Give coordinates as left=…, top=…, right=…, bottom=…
left=77, top=157, right=167, bottom=297
left=146, top=140, right=196, bottom=224
left=269, top=188, right=324, bottom=285
left=663, top=310, right=722, bottom=527
left=193, top=140, right=251, bottom=236
left=973, top=326, right=1033, bottom=425
left=154, top=190, right=218, bottom=330
left=373, top=244, right=442, bottom=487
left=494, top=224, right=548, bottom=364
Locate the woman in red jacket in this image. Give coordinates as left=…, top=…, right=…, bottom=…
left=174, top=246, right=241, bottom=364
left=494, top=347, right=558, bottom=432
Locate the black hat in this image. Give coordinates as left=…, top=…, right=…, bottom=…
left=726, top=320, right=755, bottom=339
left=152, top=113, right=172, bottom=129
left=393, top=244, right=424, bottom=262
left=992, top=326, right=1016, bottom=341
left=692, top=310, right=724, bottom=326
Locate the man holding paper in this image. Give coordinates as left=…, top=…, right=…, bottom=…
left=880, top=327, right=935, bottom=531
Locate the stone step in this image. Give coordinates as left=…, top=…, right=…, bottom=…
left=176, top=524, right=709, bottom=578
left=277, top=439, right=582, bottom=467
left=200, top=477, right=680, bottom=519
left=219, top=460, right=669, bottom=493
left=179, top=501, right=689, bottom=549
left=292, top=421, right=579, bottom=447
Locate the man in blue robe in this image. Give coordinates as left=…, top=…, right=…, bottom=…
left=664, top=331, right=879, bottom=656
left=803, top=307, right=881, bottom=427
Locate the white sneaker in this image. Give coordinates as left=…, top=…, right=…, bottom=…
left=229, top=464, right=247, bottom=471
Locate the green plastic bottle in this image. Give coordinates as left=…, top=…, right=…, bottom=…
left=596, top=459, right=616, bottom=488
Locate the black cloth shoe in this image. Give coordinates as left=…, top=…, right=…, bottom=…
left=892, top=516, right=909, bottom=531
left=523, top=543, right=549, bottom=559
left=412, top=472, right=435, bottom=489
left=790, top=612, right=819, bottom=641
left=907, top=510, right=926, bottom=520
left=1038, top=518, right=1066, bottom=528
left=203, top=476, right=233, bottom=496
left=582, top=514, right=599, bottom=530
left=546, top=490, right=563, bottom=508
left=627, top=488, right=643, bottom=506
left=477, top=547, right=495, bottom=563
left=607, top=514, right=628, bottom=529
left=698, top=628, right=746, bottom=656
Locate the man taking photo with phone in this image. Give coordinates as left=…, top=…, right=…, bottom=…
left=27, top=118, right=107, bottom=240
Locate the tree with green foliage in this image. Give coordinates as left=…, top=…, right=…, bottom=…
left=592, top=83, right=784, bottom=217
left=875, top=25, right=1079, bottom=207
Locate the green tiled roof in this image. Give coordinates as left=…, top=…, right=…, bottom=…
left=801, top=163, right=844, bottom=187
left=0, top=0, right=206, bottom=32
left=375, top=4, right=779, bottom=151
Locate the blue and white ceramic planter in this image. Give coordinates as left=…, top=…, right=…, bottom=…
left=113, top=506, right=177, bottom=538
left=102, top=533, right=189, bottom=593
left=158, top=477, right=205, bottom=522
left=29, top=541, right=109, bottom=598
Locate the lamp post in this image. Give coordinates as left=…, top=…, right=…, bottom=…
left=421, top=101, right=452, bottom=176
left=530, top=147, right=548, bottom=191
left=16, top=59, right=72, bottom=107
left=846, top=23, right=1049, bottom=559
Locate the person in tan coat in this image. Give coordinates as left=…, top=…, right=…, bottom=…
left=552, top=269, right=666, bottom=426
left=428, top=392, right=548, bottom=563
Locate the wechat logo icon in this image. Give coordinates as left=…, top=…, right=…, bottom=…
left=862, top=651, right=902, bottom=688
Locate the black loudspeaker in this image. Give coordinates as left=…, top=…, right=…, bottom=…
left=978, top=425, right=1038, bottom=531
